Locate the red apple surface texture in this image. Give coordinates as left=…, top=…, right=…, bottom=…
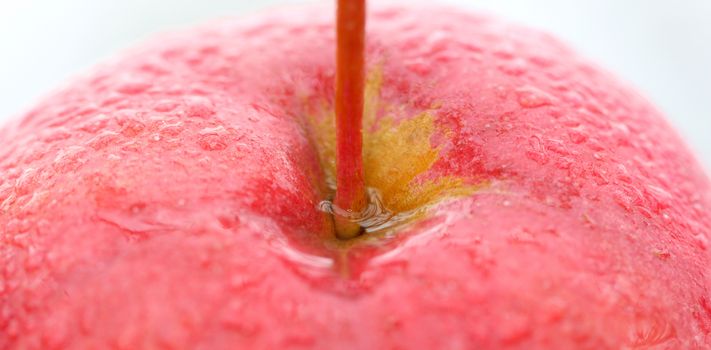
left=2, top=3, right=711, bottom=350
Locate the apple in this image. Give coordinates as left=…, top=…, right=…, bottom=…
left=2, top=2, right=711, bottom=349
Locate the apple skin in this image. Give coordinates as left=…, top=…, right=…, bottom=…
left=1, top=3, right=711, bottom=349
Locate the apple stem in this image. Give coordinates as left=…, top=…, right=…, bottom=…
left=334, top=0, right=367, bottom=239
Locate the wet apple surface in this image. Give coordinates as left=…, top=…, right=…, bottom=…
left=1, top=3, right=711, bottom=349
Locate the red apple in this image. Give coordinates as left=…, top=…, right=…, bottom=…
left=2, top=3, right=711, bottom=349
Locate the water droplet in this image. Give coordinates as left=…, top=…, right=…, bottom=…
left=14, top=168, right=39, bottom=196
left=153, top=100, right=179, bottom=112
left=24, top=246, right=44, bottom=271
left=41, top=127, right=72, bottom=143
left=498, top=58, right=528, bottom=76
left=184, top=96, right=216, bottom=119
left=693, top=234, right=708, bottom=250
left=525, top=136, right=548, bottom=164
left=404, top=58, right=432, bottom=76
left=562, top=119, right=581, bottom=128
left=457, top=38, right=484, bottom=53
left=116, top=80, right=151, bottom=95
left=422, top=30, right=450, bottom=55
left=544, top=139, right=570, bottom=156
left=612, top=121, right=631, bottom=135
left=198, top=134, right=227, bottom=151
left=138, top=61, right=169, bottom=76
left=5, top=217, right=31, bottom=234
left=100, top=93, right=123, bottom=108
left=515, top=86, right=553, bottom=108
left=584, top=100, right=606, bottom=115
left=628, top=315, right=677, bottom=347
left=52, top=146, right=87, bottom=173
left=74, top=105, right=99, bottom=118
left=158, top=120, right=184, bottom=136
left=652, top=248, right=671, bottom=260
left=493, top=43, right=515, bottom=59
left=554, top=157, right=573, bottom=170
left=525, top=151, right=548, bottom=164
left=220, top=301, right=260, bottom=335
left=197, top=126, right=232, bottom=151
left=528, top=53, right=554, bottom=68
left=568, top=130, right=588, bottom=144
left=591, top=168, right=609, bottom=185
left=586, top=138, right=607, bottom=152
left=77, top=114, right=112, bottom=133
left=551, top=80, right=571, bottom=92
left=499, top=312, right=533, bottom=345
left=613, top=189, right=633, bottom=212
left=229, top=274, right=256, bottom=290
left=645, top=185, right=672, bottom=211
left=86, top=130, right=119, bottom=150
left=217, top=214, right=240, bottom=229
left=130, top=203, right=144, bottom=214
left=119, top=118, right=146, bottom=137
left=9, top=232, right=31, bottom=249
left=508, top=229, right=540, bottom=246
left=97, top=205, right=172, bottom=235
left=5, top=318, right=20, bottom=339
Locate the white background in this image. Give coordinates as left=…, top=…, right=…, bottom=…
left=1, top=0, right=709, bottom=168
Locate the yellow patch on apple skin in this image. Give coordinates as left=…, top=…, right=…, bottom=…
left=363, top=111, right=471, bottom=213
left=305, top=67, right=478, bottom=229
